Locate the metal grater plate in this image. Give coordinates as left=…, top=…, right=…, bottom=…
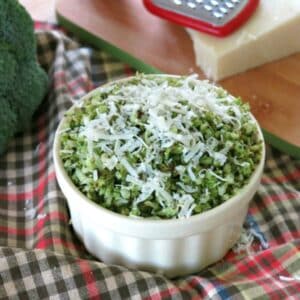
left=151, top=0, right=249, bottom=27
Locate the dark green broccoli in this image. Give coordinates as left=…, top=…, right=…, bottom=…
left=0, top=0, right=48, bottom=154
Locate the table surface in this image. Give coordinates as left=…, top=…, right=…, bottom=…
left=20, top=0, right=56, bottom=23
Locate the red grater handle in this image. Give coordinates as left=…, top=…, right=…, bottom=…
left=143, top=0, right=260, bottom=37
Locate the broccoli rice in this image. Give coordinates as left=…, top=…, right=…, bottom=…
left=59, top=74, right=263, bottom=219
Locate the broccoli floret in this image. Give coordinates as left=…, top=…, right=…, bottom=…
left=0, top=101, right=17, bottom=154
left=0, top=48, right=16, bottom=90
left=0, top=0, right=48, bottom=154
left=0, top=0, right=36, bottom=60
left=12, top=61, right=48, bottom=131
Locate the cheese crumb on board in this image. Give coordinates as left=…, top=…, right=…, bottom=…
left=187, top=0, right=300, bottom=81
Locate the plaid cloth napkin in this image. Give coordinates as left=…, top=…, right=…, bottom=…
left=1, top=23, right=300, bottom=300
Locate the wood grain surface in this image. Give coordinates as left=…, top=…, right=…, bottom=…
left=55, top=0, right=300, bottom=155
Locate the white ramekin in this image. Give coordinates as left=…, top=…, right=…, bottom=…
left=53, top=75, right=265, bottom=278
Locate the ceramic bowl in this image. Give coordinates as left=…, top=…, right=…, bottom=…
left=53, top=75, right=265, bottom=277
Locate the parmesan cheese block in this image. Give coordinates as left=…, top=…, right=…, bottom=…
left=187, top=0, right=300, bottom=81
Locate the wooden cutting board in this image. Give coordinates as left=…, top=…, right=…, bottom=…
left=56, top=0, right=300, bottom=157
